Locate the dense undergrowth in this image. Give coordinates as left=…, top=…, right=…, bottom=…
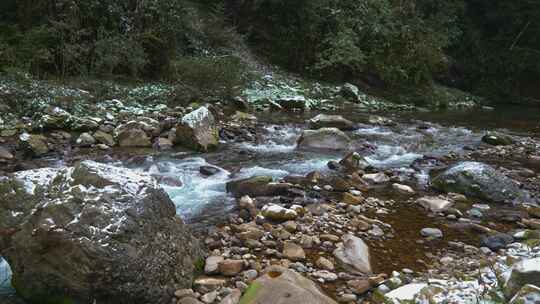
left=0, top=0, right=539, bottom=105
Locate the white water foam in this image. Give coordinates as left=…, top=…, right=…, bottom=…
left=366, top=145, right=422, bottom=169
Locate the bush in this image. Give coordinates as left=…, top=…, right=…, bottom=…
left=170, top=55, right=246, bottom=104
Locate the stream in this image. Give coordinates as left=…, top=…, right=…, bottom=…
left=1, top=105, right=539, bottom=300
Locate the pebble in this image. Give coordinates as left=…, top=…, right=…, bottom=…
left=420, top=228, right=443, bottom=238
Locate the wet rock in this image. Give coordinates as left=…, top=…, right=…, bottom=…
left=76, top=132, right=96, bottom=146
left=175, top=106, right=219, bottom=152
left=432, top=162, right=529, bottom=203
left=115, top=121, right=152, bottom=147
left=481, top=233, right=514, bottom=251
left=392, top=183, right=415, bottom=196
left=218, top=260, right=244, bottom=276
left=420, top=228, right=443, bottom=238
left=363, top=172, right=390, bottom=185
left=339, top=152, right=370, bottom=171
left=509, top=284, right=540, bottom=304
left=0, top=161, right=202, bottom=303
left=154, top=137, right=173, bottom=150
left=482, top=131, right=514, bottom=146
left=200, top=166, right=221, bottom=176
left=297, top=128, right=351, bottom=151
left=416, top=197, right=453, bottom=213
left=308, top=114, right=355, bottom=131
left=238, top=265, right=337, bottom=304
left=226, top=176, right=290, bottom=198
left=93, top=130, right=115, bottom=146
left=333, top=234, right=372, bottom=274
left=274, top=96, right=308, bottom=110
left=19, top=133, right=49, bottom=156
left=505, top=257, right=540, bottom=298
left=262, top=204, right=297, bottom=222
left=347, top=279, right=372, bottom=294
left=283, top=242, right=306, bottom=261
left=341, top=83, right=360, bottom=101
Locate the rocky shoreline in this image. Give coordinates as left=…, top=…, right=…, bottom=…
left=1, top=88, right=540, bottom=304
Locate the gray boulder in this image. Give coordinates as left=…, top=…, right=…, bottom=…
left=340, top=83, right=360, bottom=101
left=297, top=128, right=351, bottom=152
left=308, top=114, right=355, bottom=131
left=176, top=106, right=219, bottom=152
left=239, top=265, right=337, bottom=304
left=333, top=234, right=372, bottom=275
left=482, top=132, right=514, bottom=146
left=115, top=121, right=152, bottom=147
left=19, top=133, right=49, bottom=156
left=226, top=176, right=290, bottom=198
left=0, top=161, right=202, bottom=304
left=432, top=162, right=528, bottom=203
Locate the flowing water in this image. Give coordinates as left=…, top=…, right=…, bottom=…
left=1, top=105, right=539, bottom=298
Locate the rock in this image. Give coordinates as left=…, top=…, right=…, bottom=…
left=384, top=283, right=428, bottom=302
left=194, top=277, right=227, bottom=292
left=0, top=146, right=14, bottom=160
left=175, top=289, right=196, bottom=299
left=200, top=166, right=221, bottom=176
left=297, top=128, right=351, bottom=151
left=226, top=176, right=290, bottom=198
left=316, top=257, right=335, bottom=271
left=341, top=83, right=360, bottom=101
left=339, top=152, right=370, bottom=171
left=179, top=297, right=204, bottom=304
left=19, top=133, right=49, bottom=156
left=481, top=233, right=514, bottom=251
left=40, top=106, right=72, bottom=130
left=333, top=234, right=372, bottom=274
left=176, top=106, right=219, bottom=152
left=76, top=132, right=96, bottom=146
left=93, top=130, right=115, bottom=146
left=342, top=192, right=364, bottom=205
left=420, top=228, right=443, bottom=238
left=238, top=266, right=337, bottom=304
left=115, top=122, right=152, bottom=147
left=416, top=197, right=454, bottom=213
left=238, top=196, right=257, bottom=218
left=155, top=137, right=173, bottom=150
left=261, top=204, right=298, bottom=222
left=347, top=279, right=372, bottom=294
left=205, top=256, right=224, bottom=275
left=505, top=257, right=540, bottom=298
left=392, top=183, right=415, bottom=196
left=362, top=172, right=390, bottom=185
left=283, top=242, right=306, bottom=261
left=219, top=289, right=241, bottom=304
left=0, top=161, right=202, bottom=303
left=509, top=284, right=540, bottom=304
left=283, top=220, right=297, bottom=232
left=432, top=162, right=528, bottom=203
left=274, top=96, right=308, bottom=110
left=218, top=260, right=244, bottom=276
left=308, top=114, right=355, bottom=131
left=482, top=132, right=514, bottom=146
left=312, top=270, right=338, bottom=282
left=201, top=291, right=218, bottom=304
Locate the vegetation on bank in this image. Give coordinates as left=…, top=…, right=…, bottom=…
left=0, top=0, right=539, bottom=105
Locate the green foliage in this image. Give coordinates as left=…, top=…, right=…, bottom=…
left=170, top=55, right=246, bottom=104
left=231, top=0, right=463, bottom=87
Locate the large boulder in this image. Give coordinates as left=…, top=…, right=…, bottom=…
left=482, top=131, right=514, bottom=146
left=239, top=266, right=337, bottom=304
left=432, top=162, right=529, bottom=203
left=175, top=106, right=219, bottom=152
left=0, top=161, right=202, bottom=304
left=505, top=257, right=540, bottom=298
left=333, top=234, right=372, bottom=275
left=308, top=114, right=355, bottom=131
left=115, top=121, right=152, bottom=147
left=297, top=128, right=351, bottom=152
